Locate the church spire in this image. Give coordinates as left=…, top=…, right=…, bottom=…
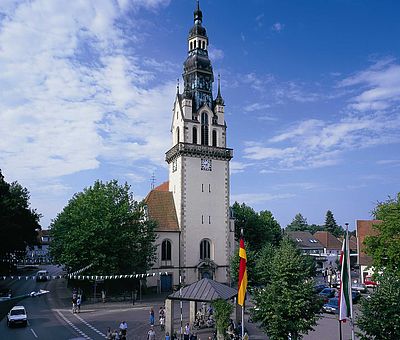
left=215, top=74, right=224, bottom=106
left=194, top=0, right=202, bottom=25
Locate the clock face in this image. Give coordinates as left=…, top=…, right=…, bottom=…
left=201, top=158, right=212, bottom=171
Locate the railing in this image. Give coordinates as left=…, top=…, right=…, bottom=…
left=165, top=143, right=233, bottom=163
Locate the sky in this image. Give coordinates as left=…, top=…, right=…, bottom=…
left=1, top=0, right=399, bottom=230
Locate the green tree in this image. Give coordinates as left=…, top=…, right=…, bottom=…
left=251, top=237, right=322, bottom=340
left=0, top=170, right=41, bottom=259
left=364, top=193, right=400, bottom=275
left=286, top=213, right=309, bottom=232
left=232, top=202, right=282, bottom=251
left=230, top=246, right=257, bottom=286
left=50, top=180, right=156, bottom=275
left=324, top=210, right=344, bottom=237
left=357, top=271, right=400, bottom=340
left=212, top=299, right=234, bottom=340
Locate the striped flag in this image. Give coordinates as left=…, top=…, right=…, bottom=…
left=238, top=236, right=248, bottom=306
left=338, top=230, right=353, bottom=321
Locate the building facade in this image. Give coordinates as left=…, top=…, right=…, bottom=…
left=146, top=3, right=235, bottom=291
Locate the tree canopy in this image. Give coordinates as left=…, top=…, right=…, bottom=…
left=0, top=170, right=41, bottom=258
left=232, top=202, right=282, bottom=251
left=50, top=180, right=156, bottom=275
left=357, top=271, right=400, bottom=340
left=324, top=210, right=344, bottom=237
left=286, top=213, right=309, bottom=232
left=364, top=193, right=400, bottom=275
left=251, top=238, right=322, bottom=340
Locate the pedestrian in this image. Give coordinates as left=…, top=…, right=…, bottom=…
left=165, top=331, right=171, bottom=340
left=184, top=322, right=190, bottom=340
left=243, top=332, right=249, bottom=340
left=106, top=327, right=113, bottom=340
left=190, top=332, right=197, bottom=340
left=119, top=320, right=128, bottom=339
left=72, top=293, right=77, bottom=313
left=147, top=326, right=156, bottom=340
left=77, top=296, right=81, bottom=313
left=113, top=329, right=120, bottom=340
left=102, top=289, right=106, bottom=303
left=160, top=314, right=165, bottom=331
left=149, top=307, right=155, bottom=326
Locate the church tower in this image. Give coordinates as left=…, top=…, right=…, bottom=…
left=166, top=2, right=234, bottom=284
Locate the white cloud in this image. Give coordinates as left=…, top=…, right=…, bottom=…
left=244, top=102, right=270, bottom=112
left=271, top=22, right=285, bottom=32
left=340, top=59, right=400, bottom=111
left=208, top=45, right=224, bottom=61
left=0, top=0, right=175, bottom=188
left=231, top=192, right=295, bottom=205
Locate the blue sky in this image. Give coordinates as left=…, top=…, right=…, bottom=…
left=1, top=0, right=399, bottom=230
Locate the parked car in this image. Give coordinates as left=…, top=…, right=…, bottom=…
left=352, top=283, right=367, bottom=293
left=36, top=270, right=49, bottom=282
left=319, top=288, right=336, bottom=302
left=364, top=276, right=378, bottom=287
left=7, top=306, right=27, bottom=327
left=352, top=290, right=362, bottom=303
left=323, top=297, right=339, bottom=314
left=314, top=284, right=328, bottom=293
left=0, top=288, right=12, bottom=301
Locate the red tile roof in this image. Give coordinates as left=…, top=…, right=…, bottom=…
left=356, top=220, right=382, bottom=266
left=154, top=181, right=169, bottom=192
left=314, top=231, right=342, bottom=250
left=145, top=185, right=179, bottom=232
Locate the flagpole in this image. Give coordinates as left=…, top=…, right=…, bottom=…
left=339, top=320, right=342, bottom=340
left=241, top=228, right=245, bottom=339
left=344, top=223, right=355, bottom=340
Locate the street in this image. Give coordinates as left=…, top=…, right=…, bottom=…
left=0, top=265, right=359, bottom=339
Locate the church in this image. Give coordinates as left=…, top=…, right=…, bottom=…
left=145, top=2, right=235, bottom=292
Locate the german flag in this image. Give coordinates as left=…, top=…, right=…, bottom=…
left=238, top=236, right=247, bottom=306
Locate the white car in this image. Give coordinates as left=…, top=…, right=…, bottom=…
left=7, top=306, right=28, bottom=327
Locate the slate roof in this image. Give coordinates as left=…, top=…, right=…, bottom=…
left=145, top=182, right=179, bottom=232
left=314, top=231, right=342, bottom=250
left=168, top=278, right=237, bottom=302
left=286, top=231, right=324, bottom=250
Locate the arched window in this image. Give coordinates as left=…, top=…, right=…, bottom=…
left=212, top=130, right=217, bottom=147
left=200, top=239, right=211, bottom=260
left=193, top=126, right=198, bottom=144
left=194, top=40, right=196, bottom=49
left=161, top=240, right=172, bottom=261
left=176, top=127, right=180, bottom=144
left=201, top=112, right=209, bottom=146
left=202, top=41, right=205, bottom=49
left=190, top=42, right=193, bottom=50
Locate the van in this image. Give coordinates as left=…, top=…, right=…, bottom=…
left=36, top=270, right=49, bottom=282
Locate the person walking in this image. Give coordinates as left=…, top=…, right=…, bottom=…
left=184, top=322, right=190, bottom=340
left=76, top=296, right=81, bottom=313
left=147, top=326, right=156, bottom=340
left=119, top=321, right=128, bottom=339
left=165, top=331, right=171, bottom=340
left=72, top=293, right=77, bottom=313
left=106, top=327, right=113, bottom=340
left=149, top=307, right=155, bottom=326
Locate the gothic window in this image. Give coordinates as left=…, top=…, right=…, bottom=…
left=193, top=126, right=197, bottom=144
left=161, top=239, right=171, bottom=261
left=190, top=41, right=193, bottom=50
left=176, top=127, right=180, bottom=144
left=212, top=130, right=217, bottom=147
left=200, top=239, right=211, bottom=260
left=194, top=40, right=196, bottom=49
left=202, top=41, right=205, bottom=49
left=201, top=112, right=209, bottom=145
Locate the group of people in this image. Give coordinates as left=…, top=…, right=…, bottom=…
left=71, top=288, right=82, bottom=314
left=226, top=319, right=249, bottom=340
left=194, top=306, right=215, bottom=329
left=106, top=321, right=128, bottom=340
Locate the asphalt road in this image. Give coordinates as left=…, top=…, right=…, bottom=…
left=0, top=267, right=363, bottom=339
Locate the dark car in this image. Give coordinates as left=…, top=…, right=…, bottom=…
left=35, top=270, right=49, bottom=282
left=352, top=290, right=361, bottom=303
left=0, top=288, right=12, bottom=300
left=319, top=288, right=336, bottom=302
left=352, top=283, right=367, bottom=293
left=323, top=297, right=339, bottom=314
left=314, top=284, right=328, bottom=293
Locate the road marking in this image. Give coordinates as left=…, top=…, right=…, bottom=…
left=73, top=313, right=106, bottom=337
left=30, top=328, right=38, bottom=338
left=56, top=310, right=92, bottom=340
